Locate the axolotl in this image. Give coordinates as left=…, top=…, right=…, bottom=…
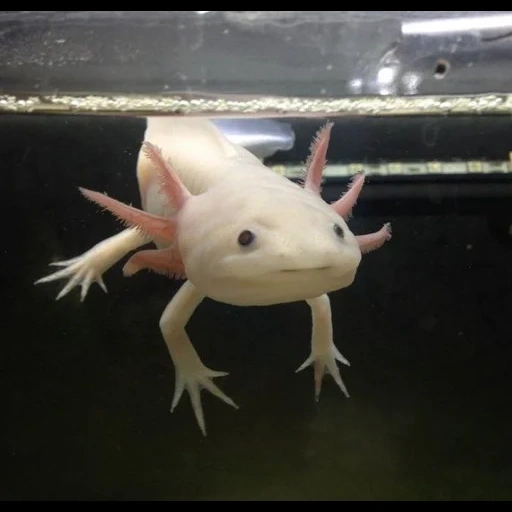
left=35, top=117, right=391, bottom=435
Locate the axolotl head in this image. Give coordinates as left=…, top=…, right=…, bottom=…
left=177, top=172, right=363, bottom=306
left=79, top=123, right=391, bottom=306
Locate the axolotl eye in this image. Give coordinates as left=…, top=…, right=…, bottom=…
left=238, top=229, right=256, bottom=247
left=333, top=223, right=344, bottom=239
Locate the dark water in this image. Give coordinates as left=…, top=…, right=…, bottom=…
left=1, top=115, right=512, bottom=500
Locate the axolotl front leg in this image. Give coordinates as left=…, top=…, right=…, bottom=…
left=159, top=280, right=237, bottom=435
left=296, top=223, right=390, bottom=400
left=297, top=294, right=351, bottom=399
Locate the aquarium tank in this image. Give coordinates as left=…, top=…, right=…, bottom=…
left=2, top=11, right=512, bottom=501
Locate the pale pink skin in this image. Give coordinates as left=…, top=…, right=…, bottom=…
left=79, top=124, right=391, bottom=276
left=35, top=119, right=391, bottom=436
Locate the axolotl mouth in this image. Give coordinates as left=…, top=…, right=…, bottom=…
left=280, top=266, right=332, bottom=273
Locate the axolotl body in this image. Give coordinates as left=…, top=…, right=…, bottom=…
left=36, top=117, right=391, bottom=435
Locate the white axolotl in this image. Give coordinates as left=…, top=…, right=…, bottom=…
left=35, top=117, right=391, bottom=435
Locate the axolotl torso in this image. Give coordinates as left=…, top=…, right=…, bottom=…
left=36, top=117, right=391, bottom=435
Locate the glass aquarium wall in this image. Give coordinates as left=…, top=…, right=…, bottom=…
left=2, top=11, right=512, bottom=116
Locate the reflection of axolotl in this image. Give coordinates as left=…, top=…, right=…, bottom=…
left=36, top=117, right=391, bottom=435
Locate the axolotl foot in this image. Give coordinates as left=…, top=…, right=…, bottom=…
left=34, top=228, right=147, bottom=302
left=296, top=294, right=351, bottom=402
left=171, top=361, right=238, bottom=436
left=34, top=252, right=109, bottom=302
left=296, top=344, right=350, bottom=401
